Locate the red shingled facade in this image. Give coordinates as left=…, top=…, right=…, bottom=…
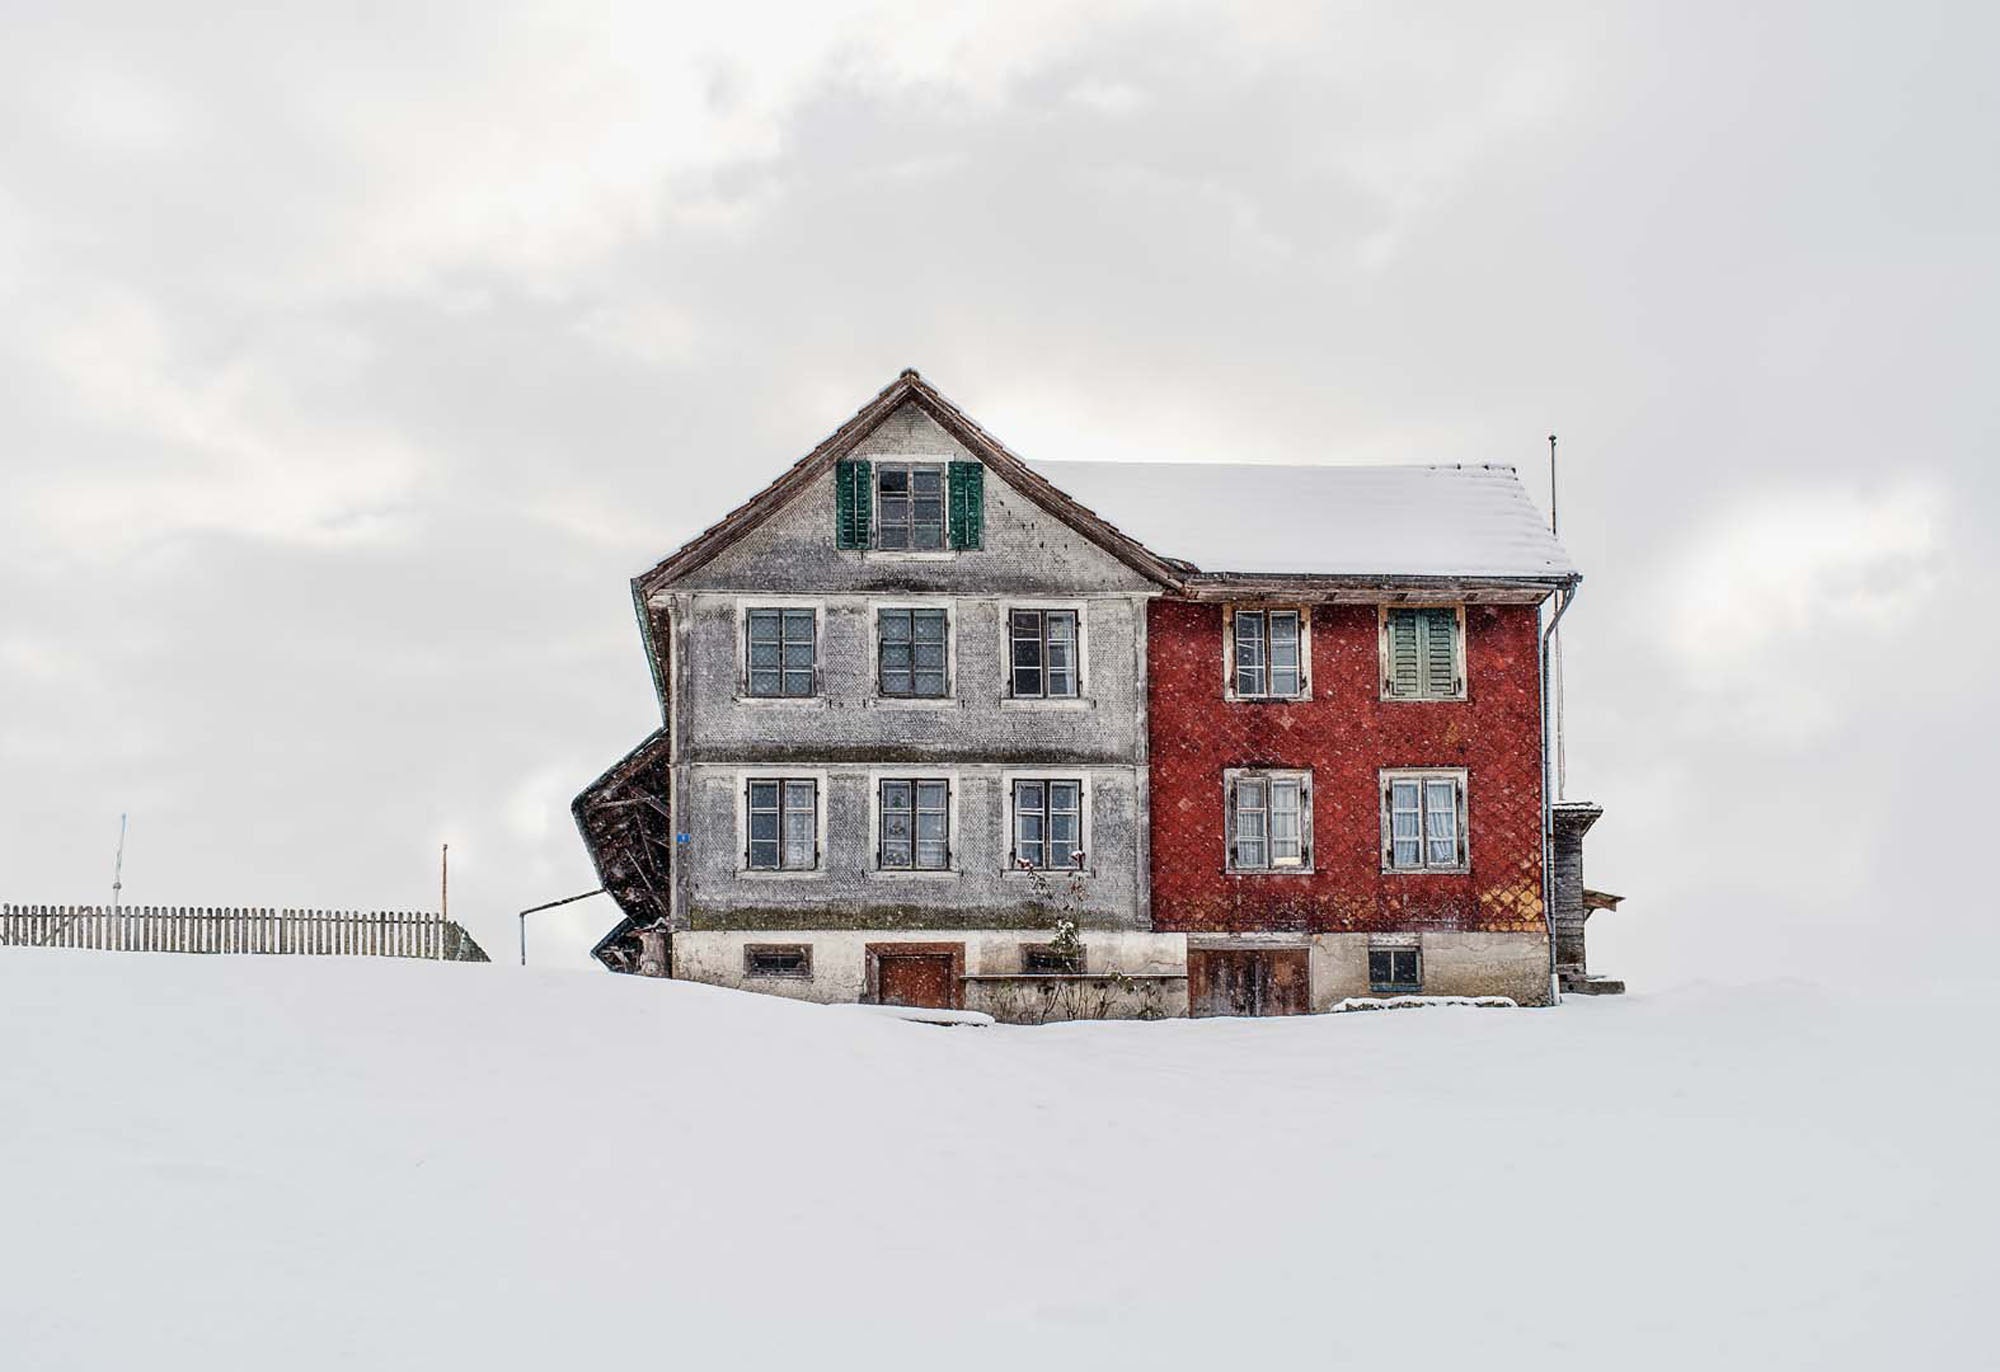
left=1147, top=599, right=1547, bottom=935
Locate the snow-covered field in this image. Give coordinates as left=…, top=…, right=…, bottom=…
left=2, top=951, right=1990, bottom=1370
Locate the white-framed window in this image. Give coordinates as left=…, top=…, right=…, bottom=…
left=1368, top=946, right=1422, bottom=993
left=876, top=462, right=947, bottom=551
left=1381, top=606, right=1466, bottom=701
left=1010, top=778, right=1085, bottom=871
left=1009, top=608, right=1080, bottom=699
left=877, top=606, right=950, bottom=698
left=1226, top=607, right=1309, bottom=699
left=1225, top=769, right=1312, bottom=871
left=744, top=607, right=817, bottom=698
left=878, top=778, right=951, bottom=871
left=745, top=778, right=820, bottom=872
left=1380, top=769, right=1468, bottom=872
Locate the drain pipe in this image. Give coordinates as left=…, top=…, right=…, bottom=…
left=1538, top=581, right=1579, bottom=1003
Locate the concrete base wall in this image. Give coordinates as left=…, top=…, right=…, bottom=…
left=673, top=928, right=1187, bottom=1013
left=673, top=927, right=1549, bottom=1014
left=1309, top=930, right=1552, bottom=1008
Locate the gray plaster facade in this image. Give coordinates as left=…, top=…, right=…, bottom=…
left=651, top=401, right=1161, bottom=945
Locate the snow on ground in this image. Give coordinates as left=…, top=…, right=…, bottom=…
left=1, top=951, right=1991, bottom=1371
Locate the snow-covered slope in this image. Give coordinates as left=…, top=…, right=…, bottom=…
left=1, top=952, right=1988, bottom=1370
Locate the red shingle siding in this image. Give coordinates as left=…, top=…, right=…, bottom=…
left=1148, top=600, right=1546, bottom=934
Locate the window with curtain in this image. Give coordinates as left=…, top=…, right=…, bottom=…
left=1009, top=609, right=1079, bottom=698
left=1231, top=608, right=1304, bottom=697
left=747, top=779, right=818, bottom=871
left=1381, top=771, right=1466, bottom=871
left=1228, top=771, right=1310, bottom=870
left=879, top=779, right=950, bottom=870
left=1012, top=780, right=1083, bottom=870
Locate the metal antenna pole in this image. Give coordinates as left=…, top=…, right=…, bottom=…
left=111, top=813, right=127, bottom=910
left=1547, top=433, right=1566, bottom=800
left=441, top=844, right=449, bottom=924
left=1548, top=434, right=1558, bottom=536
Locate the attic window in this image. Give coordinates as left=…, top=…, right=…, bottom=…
left=745, top=944, right=813, bottom=979
left=877, top=464, right=946, bottom=550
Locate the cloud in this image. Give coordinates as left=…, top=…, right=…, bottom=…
left=1660, top=480, right=1945, bottom=739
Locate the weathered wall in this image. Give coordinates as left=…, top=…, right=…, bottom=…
left=659, top=400, right=1160, bottom=934
left=1149, top=600, right=1548, bottom=935
left=673, top=928, right=1187, bottom=1009
left=681, top=763, right=1148, bottom=928
left=673, top=592, right=1149, bottom=764
left=672, top=403, right=1157, bottom=597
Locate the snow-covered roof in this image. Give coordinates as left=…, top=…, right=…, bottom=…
left=1026, top=460, right=1575, bottom=580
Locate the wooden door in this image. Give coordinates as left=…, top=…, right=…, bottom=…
left=1188, top=949, right=1311, bottom=1017
left=875, top=951, right=958, bottom=1009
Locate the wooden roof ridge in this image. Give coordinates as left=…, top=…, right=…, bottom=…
left=633, top=369, right=1190, bottom=593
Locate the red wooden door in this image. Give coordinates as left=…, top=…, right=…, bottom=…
left=876, top=952, right=957, bottom=1009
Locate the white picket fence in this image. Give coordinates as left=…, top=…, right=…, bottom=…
left=0, top=904, right=487, bottom=961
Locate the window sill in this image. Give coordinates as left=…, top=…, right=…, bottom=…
left=866, top=696, right=961, bottom=711
left=1002, top=867, right=1094, bottom=881
left=1223, top=867, right=1317, bottom=877
left=865, top=868, right=960, bottom=881
left=1223, top=692, right=1313, bottom=705
left=1381, top=865, right=1470, bottom=877
left=736, top=869, right=828, bottom=881
left=998, top=696, right=1094, bottom=711
left=1379, top=693, right=1468, bottom=704
left=733, top=695, right=829, bottom=708
left=862, top=550, right=959, bottom=562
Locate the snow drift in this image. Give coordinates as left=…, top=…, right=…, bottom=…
left=0, top=951, right=1988, bottom=1370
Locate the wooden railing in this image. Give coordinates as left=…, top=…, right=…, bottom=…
left=0, top=904, right=488, bottom=961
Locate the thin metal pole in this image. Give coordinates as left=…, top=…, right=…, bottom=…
left=111, top=813, right=127, bottom=910
left=441, top=843, right=449, bottom=925
left=517, top=888, right=606, bottom=967
left=1548, top=433, right=1558, bottom=536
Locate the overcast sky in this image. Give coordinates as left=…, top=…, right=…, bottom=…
left=3, top=1, right=1993, bottom=984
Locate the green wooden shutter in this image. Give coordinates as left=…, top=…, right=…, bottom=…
left=835, top=459, right=872, bottom=549
left=947, top=461, right=984, bottom=550
left=1422, top=609, right=1460, bottom=697
left=1385, top=610, right=1421, bottom=697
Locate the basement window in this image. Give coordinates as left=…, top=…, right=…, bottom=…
left=1022, top=944, right=1084, bottom=975
left=744, top=944, right=813, bottom=979
left=1368, top=947, right=1421, bottom=994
